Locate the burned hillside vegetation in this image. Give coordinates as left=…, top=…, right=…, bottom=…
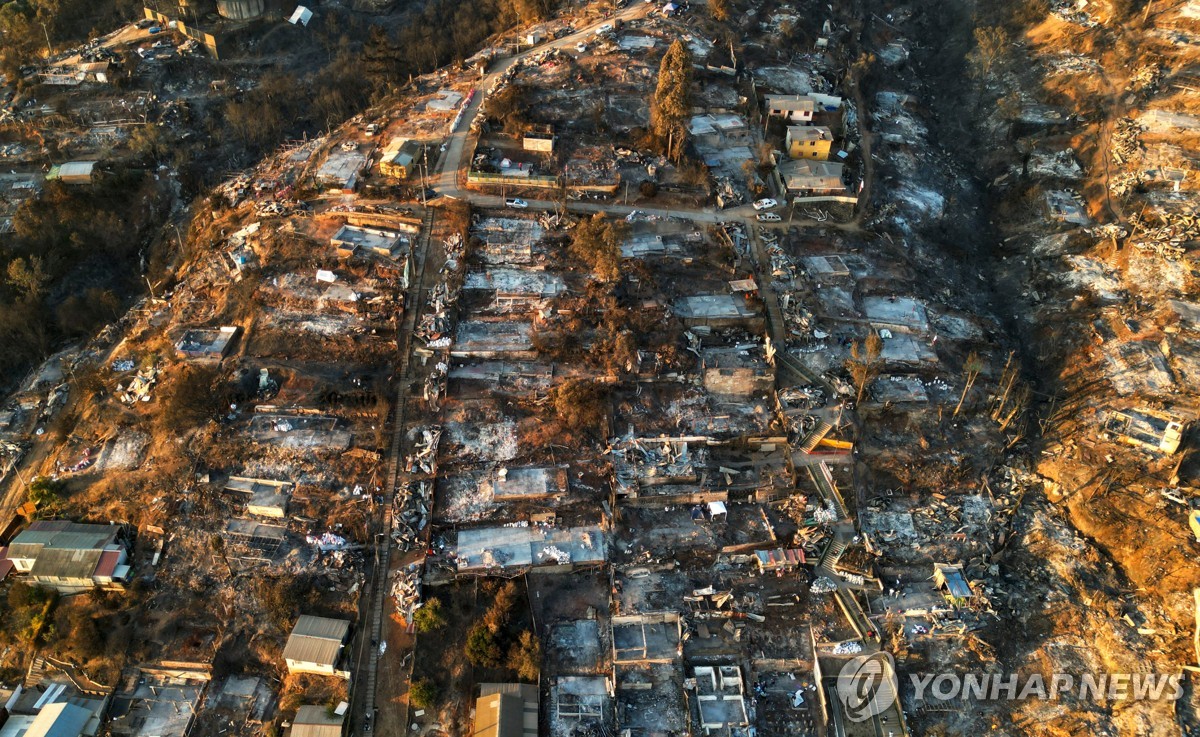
left=1, top=0, right=1200, bottom=735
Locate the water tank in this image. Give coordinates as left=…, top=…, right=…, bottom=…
left=216, top=0, right=265, bottom=20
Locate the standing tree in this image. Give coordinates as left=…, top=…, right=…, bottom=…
left=466, top=622, right=502, bottom=667
left=568, top=214, right=626, bottom=282
left=954, top=351, right=985, bottom=416
left=709, top=0, right=731, bottom=22
left=967, top=26, right=1009, bottom=81
left=27, top=476, right=64, bottom=516
left=509, top=631, right=541, bottom=681
left=845, top=330, right=883, bottom=403
left=363, top=26, right=402, bottom=97
left=413, top=596, right=447, bottom=633
left=511, top=0, right=552, bottom=24
left=7, top=256, right=50, bottom=303
left=409, top=678, right=439, bottom=710
left=650, top=40, right=693, bottom=162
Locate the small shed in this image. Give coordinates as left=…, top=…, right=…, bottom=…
left=288, top=5, right=314, bottom=25
left=707, top=501, right=728, bottom=521
left=291, top=705, right=344, bottom=737
left=283, top=615, right=350, bottom=677
left=47, top=161, right=98, bottom=185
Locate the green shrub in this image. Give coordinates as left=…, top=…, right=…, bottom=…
left=465, top=623, right=501, bottom=667
left=413, top=597, right=447, bottom=633
left=410, top=678, right=439, bottom=709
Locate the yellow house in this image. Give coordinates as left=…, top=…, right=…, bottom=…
left=786, top=125, right=834, bottom=160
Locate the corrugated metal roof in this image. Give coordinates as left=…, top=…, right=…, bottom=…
left=283, top=637, right=343, bottom=668
left=292, top=705, right=344, bottom=737
left=283, top=616, right=349, bottom=667
left=292, top=615, right=350, bottom=641
left=472, top=687, right=537, bottom=737
left=93, top=550, right=122, bottom=578
left=8, top=522, right=115, bottom=560
left=57, top=161, right=96, bottom=179
left=29, top=548, right=104, bottom=581
left=25, top=702, right=92, bottom=737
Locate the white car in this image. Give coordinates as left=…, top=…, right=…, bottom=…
left=506, top=198, right=529, bottom=209
left=576, top=42, right=588, bottom=53
left=756, top=212, right=782, bottom=222
left=752, top=198, right=778, bottom=211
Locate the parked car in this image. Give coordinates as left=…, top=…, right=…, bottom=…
left=752, top=198, right=778, bottom=211
left=576, top=42, right=588, bottom=53
left=506, top=198, right=529, bottom=209
left=136, top=19, right=156, bottom=29
left=757, top=212, right=782, bottom=222
left=147, top=26, right=162, bottom=34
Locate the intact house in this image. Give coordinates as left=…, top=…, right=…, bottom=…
left=4, top=521, right=131, bottom=593
left=777, top=160, right=846, bottom=195
left=471, top=683, right=538, bottom=737
left=379, top=139, right=424, bottom=180
left=0, top=702, right=95, bottom=737
left=785, top=125, right=833, bottom=160
left=764, top=93, right=845, bottom=130
left=290, top=705, right=346, bottom=737
left=764, top=95, right=816, bottom=123
left=1, top=666, right=111, bottom=737
left=283, top=615, right=351, bottom=677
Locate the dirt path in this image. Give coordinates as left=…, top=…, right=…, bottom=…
left=845, top=18, right=876, bottom=226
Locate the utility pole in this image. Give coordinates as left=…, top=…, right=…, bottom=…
left=420, top=154, right=428, bottom=207
left=39, top=21, right=53, bottom=57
